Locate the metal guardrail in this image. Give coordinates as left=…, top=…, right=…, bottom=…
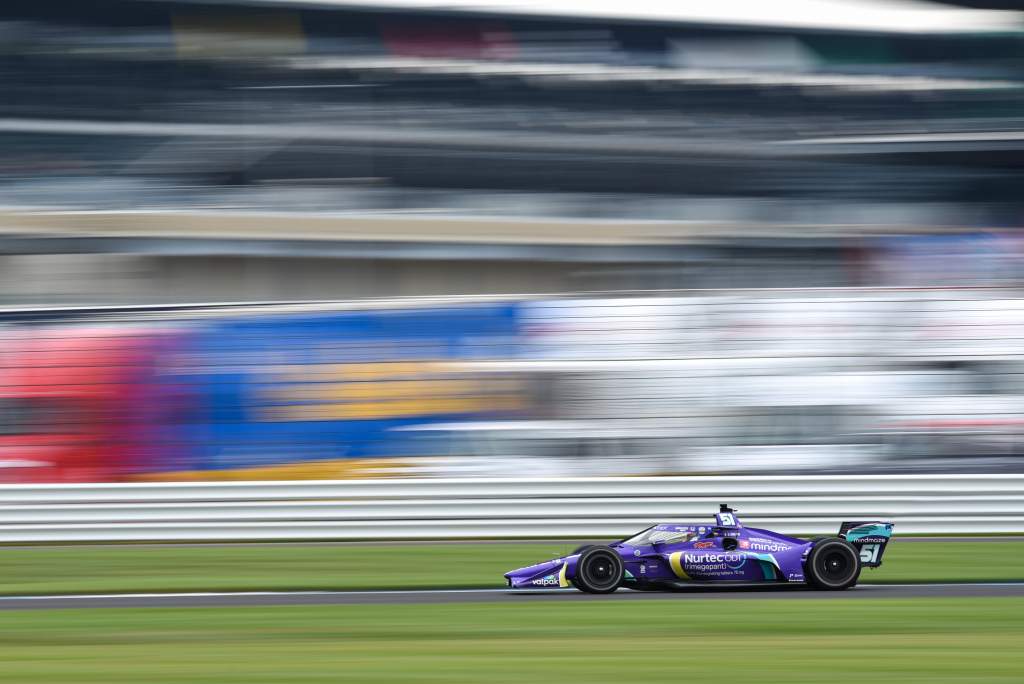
left=0, top=475, right=1021, bottom=542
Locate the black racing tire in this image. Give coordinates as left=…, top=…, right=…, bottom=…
left=571, top=546, right=624, bottom=594
left=805, top=537, right=861, bottom=590
left=570, top=544, right=596, bottom=556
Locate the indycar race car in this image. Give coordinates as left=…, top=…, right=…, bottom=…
left=505, top=505, right=893, bottom=593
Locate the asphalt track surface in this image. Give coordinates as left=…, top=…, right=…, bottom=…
left=2, top=583, right=1023, bottom=610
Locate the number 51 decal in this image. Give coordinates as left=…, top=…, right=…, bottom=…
left=859, top=543, right=880, bottom=564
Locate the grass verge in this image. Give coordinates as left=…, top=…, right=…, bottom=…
left=0, top=597, right=1021, bottom=683
left=0, top=540, right=1021, bottom=596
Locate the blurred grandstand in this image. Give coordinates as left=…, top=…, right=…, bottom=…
left=0, top=0, right=1023, bottom=300
left=1, top=0, right=1024, bottom=480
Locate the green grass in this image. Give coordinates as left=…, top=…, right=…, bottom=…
left=1, top=540, right=1021, bottom=596
left=0, top=598, right=1021, bottom=683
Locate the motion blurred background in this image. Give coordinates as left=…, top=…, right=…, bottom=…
left=3, top=0, right=1024, bottom=483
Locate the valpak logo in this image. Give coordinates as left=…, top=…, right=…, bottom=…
left=531, top=575, right=560, bottom=587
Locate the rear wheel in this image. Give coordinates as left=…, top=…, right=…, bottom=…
left=571, top=546, right=624, bottom=594
left=805, top=538, right=861, bottom=590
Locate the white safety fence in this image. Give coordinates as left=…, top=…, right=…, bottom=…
left=0, top=474, right=1021, bottom=542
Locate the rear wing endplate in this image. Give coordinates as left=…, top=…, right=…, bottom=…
left=840, top=521, right=894, bottom=568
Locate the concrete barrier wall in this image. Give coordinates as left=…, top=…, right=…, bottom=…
left=0, top=475, right=1020, bottom=541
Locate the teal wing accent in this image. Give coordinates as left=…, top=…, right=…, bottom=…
left=747, top=552, right=780, bottom=580
left=845, top=523, right=894, bottom=542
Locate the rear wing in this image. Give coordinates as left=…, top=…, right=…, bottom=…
left=840, top=521, right=894, bottom=568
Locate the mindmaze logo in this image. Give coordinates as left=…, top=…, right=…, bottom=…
left=742, top=539, right=789, bottom=552
left=853, top=536, right=888, bottom=544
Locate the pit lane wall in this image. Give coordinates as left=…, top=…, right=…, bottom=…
left=0, top=474, right=1021, bottom=542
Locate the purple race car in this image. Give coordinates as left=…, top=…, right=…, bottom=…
left=505, top=505, right=893, bottom=593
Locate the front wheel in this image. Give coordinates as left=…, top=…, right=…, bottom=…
left=571, top=546, right=624, bottom=594
left=805, top=538, right=861, bottom=590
